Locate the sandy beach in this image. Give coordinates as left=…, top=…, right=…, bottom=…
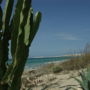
left=21, top=61, right=83, bottom=90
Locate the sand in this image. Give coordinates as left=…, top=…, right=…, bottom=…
left=21, top=69, right=82, bottom=90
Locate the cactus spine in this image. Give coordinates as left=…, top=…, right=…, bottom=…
left=0, top=0, right=42, bottom=90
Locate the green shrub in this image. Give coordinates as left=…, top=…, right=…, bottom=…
left=52, top=66, right=63, bottom=73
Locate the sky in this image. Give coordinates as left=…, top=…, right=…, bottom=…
left=1, top=0, right=90, bottom=57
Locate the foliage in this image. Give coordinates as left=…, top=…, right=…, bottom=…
left=52, top=66, right=63, bottom=73
left=0, top=0, right=42, bottom=90
left=74, top=68, right=90, bottom=90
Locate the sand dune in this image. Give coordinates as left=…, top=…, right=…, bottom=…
left=21, top=69, right=82, bottom=90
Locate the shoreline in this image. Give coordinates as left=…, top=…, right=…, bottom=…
left=22, top=53, right=90, bottom=90
left=24, top=58, right=70, bottom=71
left=22, top=59, right=82, bottom=90
left=23, top=59, right=70, bottom=79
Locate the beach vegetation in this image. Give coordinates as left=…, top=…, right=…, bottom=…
left=52, top=66, right=63, bottom=73
left=73, top=68, right=90, bottom=90
left=38, top=44, right=90, bottom=74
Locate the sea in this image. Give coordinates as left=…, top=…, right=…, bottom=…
left=25, top=56, right=73, bottom=69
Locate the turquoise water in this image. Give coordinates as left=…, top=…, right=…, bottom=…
left=25, top=56, right=73, bottom=69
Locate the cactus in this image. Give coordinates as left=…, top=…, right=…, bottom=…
left=0, top=0, right=42, bottom=90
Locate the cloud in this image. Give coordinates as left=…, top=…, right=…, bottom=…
left=56, top=33, right=80, bottom=41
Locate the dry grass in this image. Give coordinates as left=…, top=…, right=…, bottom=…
left=38, top=45, right=90, bottom=74
left=38, top=54, right=90, bottom=74
left=61, top=45, right=90, bottom=71
left=60, top=54, right=90, bottom=70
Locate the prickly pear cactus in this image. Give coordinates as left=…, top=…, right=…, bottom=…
left=0, top=0, right=42, bottom=90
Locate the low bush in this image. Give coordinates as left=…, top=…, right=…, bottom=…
left=52, top=66, right=63, bottom=73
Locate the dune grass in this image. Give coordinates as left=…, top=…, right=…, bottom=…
left=38, top=45, right=90, bottom=74
left=61, top=45, right=90, bottom=71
